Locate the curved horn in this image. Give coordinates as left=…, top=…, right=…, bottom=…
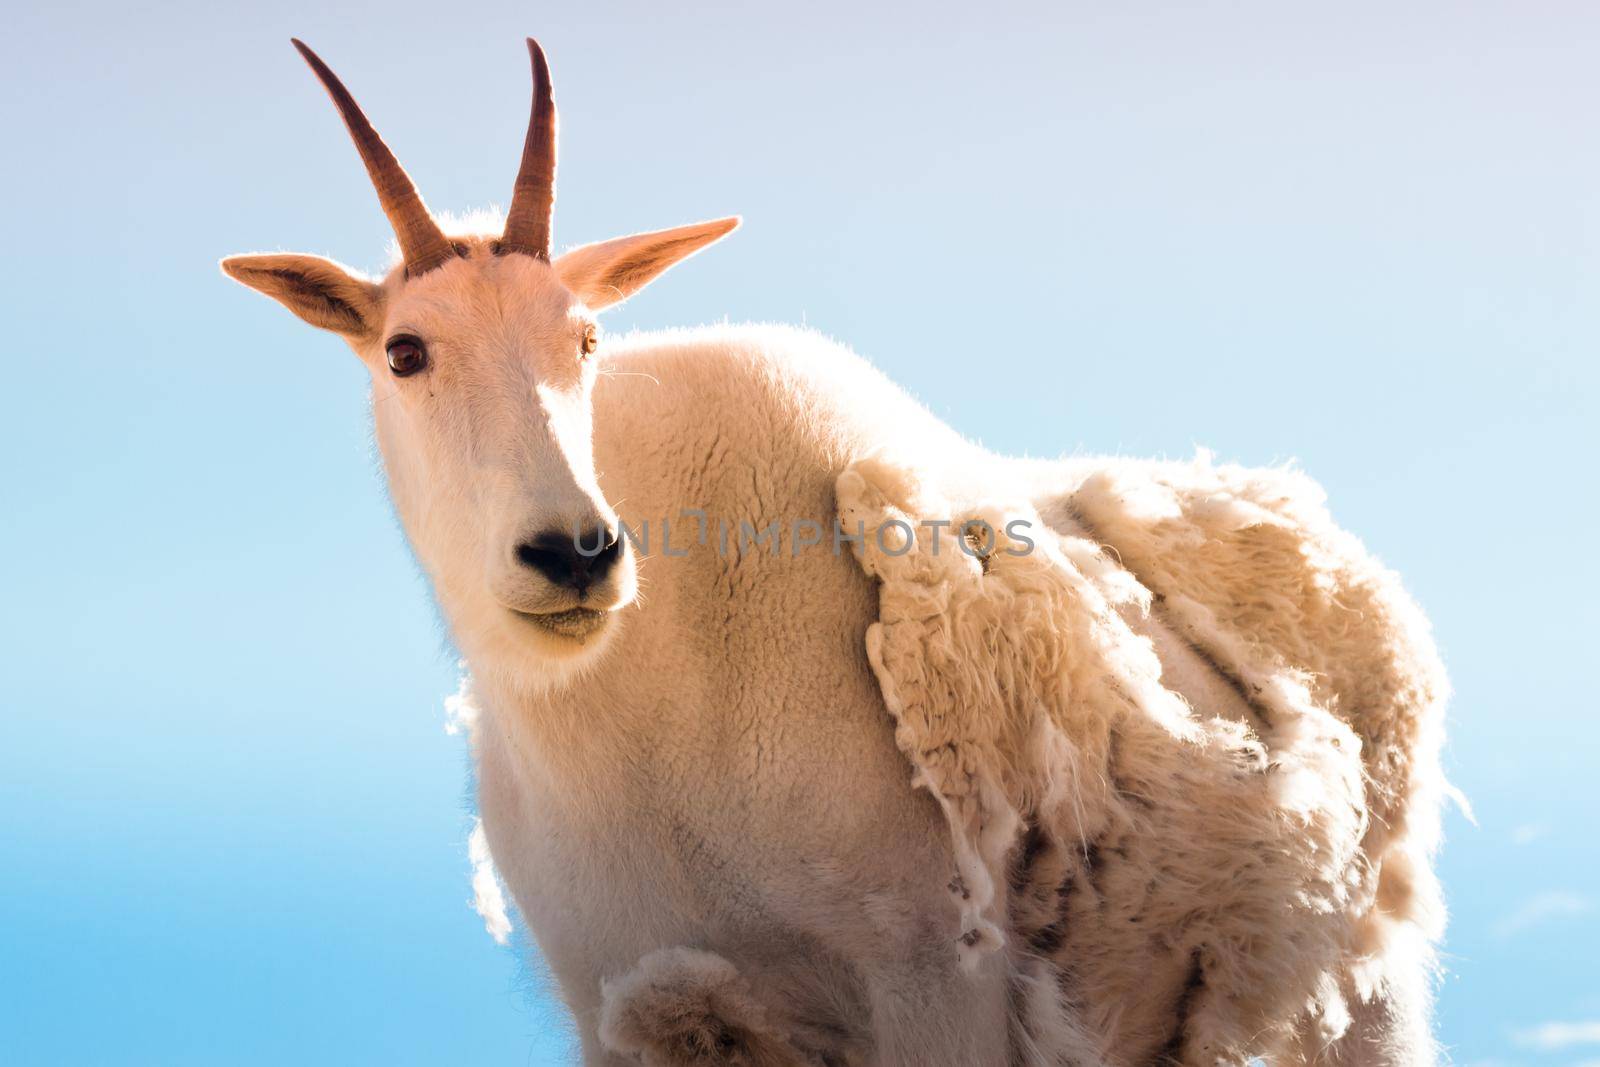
left=290, top=39, right=457, bottom=276
left=500, top=38, right=557, bottom=260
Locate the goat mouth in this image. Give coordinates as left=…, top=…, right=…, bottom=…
left=516, top=606, right=610, bottom=640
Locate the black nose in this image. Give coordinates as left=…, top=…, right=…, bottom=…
left=515, top=526, right=622, bottom=595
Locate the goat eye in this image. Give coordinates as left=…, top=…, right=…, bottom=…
left=386, top=336, right=428, bottom=377
left=580, top=324, right=599, bottom=357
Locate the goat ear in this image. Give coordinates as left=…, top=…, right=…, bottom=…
left=220, top=253, right=384, bottom=340
left=554, top=217, right=739, bottom=311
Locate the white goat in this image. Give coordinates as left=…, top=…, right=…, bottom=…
left=222, top=39, right=1449, bottom=1067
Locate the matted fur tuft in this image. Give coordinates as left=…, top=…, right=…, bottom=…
left=839, top=450, right=1448, bottom=1064
left=598, top=948, right=818, bottom=1067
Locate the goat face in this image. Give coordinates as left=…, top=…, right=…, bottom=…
left=220, top=39, right=736, bottom=673
left=222, top=220, right=735, bottom=671
left=370, top=238, right=636, bottom=664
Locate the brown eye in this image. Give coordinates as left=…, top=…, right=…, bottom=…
left=386, top=335, right=428, bottom=377
left=580, top=324, right=599, bottom=358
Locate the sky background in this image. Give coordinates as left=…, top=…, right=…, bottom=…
left=2, top=2, right=1596, bottom=1063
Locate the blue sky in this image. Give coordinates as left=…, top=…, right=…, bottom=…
left=1, top=2, right=1595, bottom=1063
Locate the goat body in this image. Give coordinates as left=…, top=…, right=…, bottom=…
left=463, top=324, right=1447, bottom=1066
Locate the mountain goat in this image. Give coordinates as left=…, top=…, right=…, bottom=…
left=221, top=38, right=1450, bottom=1066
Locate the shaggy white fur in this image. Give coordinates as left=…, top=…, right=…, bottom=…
left=468, top=818, right=513, bottom=947
left=1060, top=454, right=1453, bottom=1064
left=835, top=452, right=1448, bottom=1065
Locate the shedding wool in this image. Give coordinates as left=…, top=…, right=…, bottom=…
left=837, top=452, right=1449, bottom=1064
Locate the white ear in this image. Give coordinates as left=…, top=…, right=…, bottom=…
left=220, top=253, right=385, bottom=340
left=554, top=217, right=739, bottom=311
